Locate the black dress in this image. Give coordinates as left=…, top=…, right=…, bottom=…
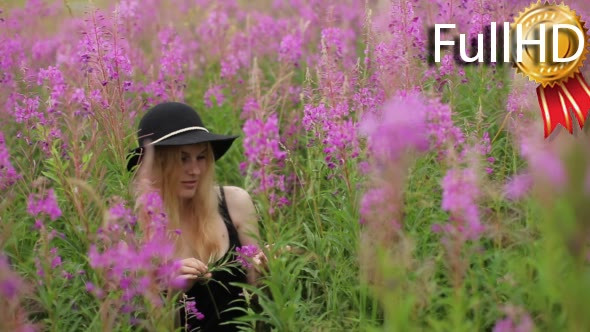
left=178, top=186, right=249, bottom=331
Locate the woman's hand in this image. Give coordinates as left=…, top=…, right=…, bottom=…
left=173, top=258, right=212, bottom=292
left=250, top=244, right=296, bottom=274
left=252, top=249, right=268, bottom=274
left=264, top=243, right=294, bottom=259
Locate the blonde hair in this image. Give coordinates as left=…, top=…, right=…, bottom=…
left=133, top=142, right=222, bottom=262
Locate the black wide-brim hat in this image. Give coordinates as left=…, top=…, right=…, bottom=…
left=126, top=102, right=239, bottom=172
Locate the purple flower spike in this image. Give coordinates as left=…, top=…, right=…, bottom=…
left=504, top=173, right=533, bottom=201
left=441, top=167, right=484, bottom=239
left=27, top=188, right=62, bottom=221
left=279, top=33, right=303, bottom=66
left=235, top=245, right=261, bottom=269
left=185, top=300, right=205, bottom=321
left=0, top=132, right=21, bottom=190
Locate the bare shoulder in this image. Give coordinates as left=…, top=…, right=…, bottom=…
left=222, top=186, right=257, bottom=229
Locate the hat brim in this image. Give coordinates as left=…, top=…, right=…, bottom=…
left=126, top=130, right=239, bottom=172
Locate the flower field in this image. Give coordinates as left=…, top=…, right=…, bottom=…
left=2, top=0, right=590, bottom=331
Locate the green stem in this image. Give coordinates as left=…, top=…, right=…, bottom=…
left=492, top=112, right=511, bottom=144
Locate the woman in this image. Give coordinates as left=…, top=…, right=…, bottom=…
left=127, top=102, right=264, bottom=331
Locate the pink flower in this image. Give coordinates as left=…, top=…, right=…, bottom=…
left=87, top=193, right=179, bottom=309
left=438, top=54, right=455, bottom=77
left=493, top=305, right=534, bottom=332
left=372, top=0, right=425, bottom=86
left=221, top=54, right=241, bottom=79
left=321, top=28, right=346, bottom=58
left=235, top=245, right=261, bottom=269
left=0, top=132, right=21, bottom=190
left=242, top=114, right=288, bottom=188
left=148, top=28, right=191, bottom=100
left=0, top=255, right=24, bottom=300
left=241, top=112, right=291, bottom=214
left=77, top=10, right=133, bottom=83
left=185, top=300, right=205, bottom=320
left=12, top=96, right=43, bottom=124
left=352, top=85, right=385, bottom=116
left=504, top=173, right=533, bottom=201
left=425, top=98, right=465, bottom=152
left=241, top=97, right=260, bottom=119
left=359, top=91, right=430, bottom=162
left=49, top=248, right=62, bottom=269
left=388, top=1, right=425, bottom=52
left=27, top=188, right=62, bottom=221
left=478, top=132, right=495, bottom=174
left=360, top=187, right=400, bottom=229
left=519, top=135, right=566, bottom=187
left=243, top=114, right=286, bottom=168
left=279, top=33, right=303, bottom=66
left=441, top=167, right=484, bottom=239
left=37, top=66, right=67, bottom=112
left=203, top=85, right=225, bottom=108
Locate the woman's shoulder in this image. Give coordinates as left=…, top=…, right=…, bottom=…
left=216, top=186, right=256, bottom=229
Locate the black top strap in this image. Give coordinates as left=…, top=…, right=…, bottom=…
left=181, top=186, right=248, bottom=330
left=218, top=186, right=241, bottom=248
left=218, top=186, right=230, bottom=220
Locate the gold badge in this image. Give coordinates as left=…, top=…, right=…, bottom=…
left=512, top=1, right=590, bottom=137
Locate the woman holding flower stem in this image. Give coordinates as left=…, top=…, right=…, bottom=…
left=129, top=102, right=267, bottom=331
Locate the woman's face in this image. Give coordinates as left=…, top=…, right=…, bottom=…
left=177, top=143, right=208, bottom=199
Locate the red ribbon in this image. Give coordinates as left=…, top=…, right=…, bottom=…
left=536, top=73, right=590, bottom=138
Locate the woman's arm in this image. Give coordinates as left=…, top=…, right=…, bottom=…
left=223, top=186, right=264, bottom=285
